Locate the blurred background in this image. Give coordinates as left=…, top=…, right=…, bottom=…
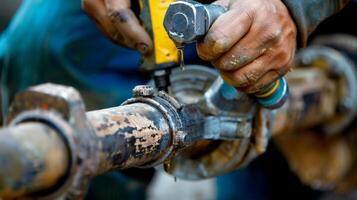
left=0, top=1, right=357, bottom=200
left=0, top=0, right=21, bottom=32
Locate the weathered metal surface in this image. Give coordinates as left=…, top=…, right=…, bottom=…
left=0, top=54, right=354, bottom=198
left=294, top=45, right=357, bottom=134
left=5, top=83, right=99, bottom=199
left=275, top=129, right=352, bottom=190
left=0, top=122, right=68, bottom=199
left=270, top=68, right=337, bottom=136
left=272, top=37, right=357, bottom=192
left=162, top=67, right=256, bottom=180
left=0, top=80, right=208, bottom=199
left=87, top=103, right=171, bottom=174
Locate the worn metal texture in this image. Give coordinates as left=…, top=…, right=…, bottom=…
left=272, top=36, right=357, bottom=192
left=5, top=83, right=99, bottom=199
left=294, top=45, right=357, bottom=135
left=0, top=56, right=354, bottom=198
left=0, top=122, right=68, bottom=199
left=270, top=67, right=337, bottom=136
left=0, top=81, right=209, bottom=199
left=163, top=66, right=256, bottom=180
left=87, top=103, right=171, bottom=173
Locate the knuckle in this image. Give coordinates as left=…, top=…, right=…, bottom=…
left=271, top=48, right=292, bottom=71
left=214, top=57, right=235, bottom=71
left=215, top=59, right=231, bottom=70
left=217, top=53, right=253, bottom=71
left=242, top=10, right=255, bottom=23
left=267, top=26, right=282, bottom=43
left=235, top=70, right=259, bottom=86
left=108, top=9, right=131, bottom=24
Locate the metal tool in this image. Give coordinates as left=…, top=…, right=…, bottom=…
left=164, top=0, right=289, bottom=109
left=139, top=0, right=179, bottom=71
left=139, top=0, right=181, bottom=92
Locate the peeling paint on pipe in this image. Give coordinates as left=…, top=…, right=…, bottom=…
left=87, top=103, right=172, bottom=174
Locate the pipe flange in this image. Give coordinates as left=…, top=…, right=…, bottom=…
left=295, top=46, right=357, bottom=134
left=162, top=65, right=256, bottom=180
left=122, top=87, right=183, bottom=168
left=9, top=110, right=77, bottom=200
left=7, top=83, right=99, bottom=199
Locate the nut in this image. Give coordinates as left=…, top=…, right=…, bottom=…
left=133, top=85, right=155, bottom=97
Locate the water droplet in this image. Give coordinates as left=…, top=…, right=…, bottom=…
left=177, top=47, right=185, bottom=71
left=163, top=161, right=171, bottom=172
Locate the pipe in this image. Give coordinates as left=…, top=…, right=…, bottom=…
left=87, top=103, right=172, bottom=174
left=0, top=97, right=204, bottom=199
left=0, top=122, right=69, bottom=199
left=0, top=67, right=344, bottom=198
left=270, top=68, right=338, bottom=136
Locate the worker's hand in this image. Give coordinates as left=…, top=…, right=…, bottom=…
left=197, top=0, right=297, bottom=93
left=82, top=0, right=152, bottom=55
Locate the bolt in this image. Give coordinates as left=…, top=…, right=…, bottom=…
left=172, top=13, right=189, bottom=33
left=133, top=85, right=155, bottom=97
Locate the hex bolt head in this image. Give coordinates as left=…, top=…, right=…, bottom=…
left=133, top=85, right=155, bottom=97
left=164, top=1, right=206, bottom=44
left=164, top=0, right=225, bottom=45
left=172, top=13, right=189, bottom=33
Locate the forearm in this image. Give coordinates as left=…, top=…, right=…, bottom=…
left=282, top=0, right=349, bottom=46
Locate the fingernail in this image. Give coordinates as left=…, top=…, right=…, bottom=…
left=136, top=43, right=149, bottom=54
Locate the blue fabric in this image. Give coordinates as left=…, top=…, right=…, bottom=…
left=0, top=0, right=204, bottom=111
left=0, top=0, right=146, bottom=110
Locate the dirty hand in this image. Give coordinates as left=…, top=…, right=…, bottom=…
left=197, top=0, right=297, bottom=93
left=82, top=0, right=152, bottom=54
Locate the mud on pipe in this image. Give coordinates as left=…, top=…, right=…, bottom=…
left=0, top=84, right=205, bottom=199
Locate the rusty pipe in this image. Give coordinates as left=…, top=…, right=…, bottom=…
left=0, top=59, right=353, bottom=198
left=0, top=69, right=343, bottom=198
left=87, top=103, right=172, bottom=174
left=0, top=104, right=172, bottom=199
left=0, top=87, right=205, bottom=199
left=270, top=68, right=338, bottom=136
left=0, top=122, right=69, bottom=199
